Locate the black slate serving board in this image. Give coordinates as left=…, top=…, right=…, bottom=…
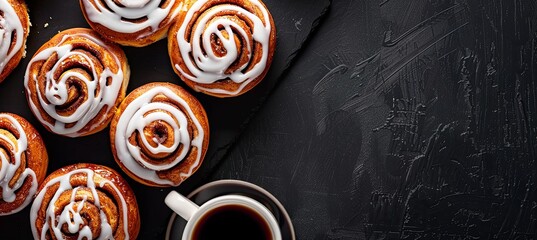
left=0, top=0, right=330, bottom=238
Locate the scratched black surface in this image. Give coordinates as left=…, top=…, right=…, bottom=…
left=211, top=0, right=537, bottom=239
left=0, top=0, right=330, bottom=238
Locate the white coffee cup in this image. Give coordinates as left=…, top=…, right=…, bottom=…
left=165, top=191, right=282, bottom=240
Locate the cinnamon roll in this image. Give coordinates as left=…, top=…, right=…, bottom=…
left=0, top=0, right=30, bottom=84
left=24, top=28, right=130, bottom=137
left=110, top=82, right=209, bottom=187
left=30, top=163, right=140, bottom=240
left=80, top=0, right=183, bottom=47
left=168, top=0, right=277, bottom=97
left=0, top=113, right=48, bottom=216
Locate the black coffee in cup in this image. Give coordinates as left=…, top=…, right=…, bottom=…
left=192, top=204, right=273, bottom=240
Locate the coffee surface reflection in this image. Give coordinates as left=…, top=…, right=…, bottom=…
left=193, top=204, right=272, bottom=240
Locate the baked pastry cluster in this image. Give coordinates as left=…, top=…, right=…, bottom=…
left=2, top=0, right=277, bottom=236
left=0, top=0, right=30, bottom=84
left=78, top=0, right=276, bottom=97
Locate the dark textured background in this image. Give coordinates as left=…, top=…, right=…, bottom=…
left=209, top=0, right=537, bottom=239
left=2, top=0, right=537, bottom=239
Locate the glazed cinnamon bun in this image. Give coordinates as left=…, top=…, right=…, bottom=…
left=168, top=0, right=277, bottom=97
left=0, top=0, right=30, bottom=83
left=80, top=0, right=183, bottom=47
left=30, top=163, right=140, bottom=240
left=110, top=82, right=210, bottom=187
left=24, top=28, right=130, bottom=137
left=0, top=113, right=48, bottom=216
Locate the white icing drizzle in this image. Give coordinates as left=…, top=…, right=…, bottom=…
left=82, top=0, right=180, bottom=37
left=30, top=168, right=130, bottom=240
left=24, top=32, right=125, bottom=137
left=175, top=0, right=272, bottom=96
left=0, top=0, right=24, bottom=74
left=0, top=114, right=37, bottom=215
left=114, top=86, right=204, bottom=185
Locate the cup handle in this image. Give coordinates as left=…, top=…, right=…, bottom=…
left=165, top=191, right=200, bottom=221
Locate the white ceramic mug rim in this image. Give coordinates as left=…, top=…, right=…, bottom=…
left=165, top=179, right=296, bottom=240
left=181, top=194, right=282, bottom=240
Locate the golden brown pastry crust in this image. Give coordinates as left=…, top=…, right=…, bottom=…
left=0, top=113, right=48, bottom=215
left=31, top=163, right=140, bottom=240
left=24, top=28, right=130, bottom=137
left=168, top=0, right=277, bottom=97
left=110, top=82, right=210, bottom=187
left=79, top=0, right=183, bottom=47
left=0, top=0, right=30, bottom=83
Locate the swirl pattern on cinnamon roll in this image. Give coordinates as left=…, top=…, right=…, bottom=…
left=0, top=113, right=48, bottom=216
left=168, top=0, right=276, bottom=97
left=24, top=28, right=130, bottom=137
left=80, top=0, right=182, bottom=46
left=0, top=0, right=30, bottom=83
left=30, top=163, right=140, bottom=240
left=110, top=82, right=209, bottom=187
